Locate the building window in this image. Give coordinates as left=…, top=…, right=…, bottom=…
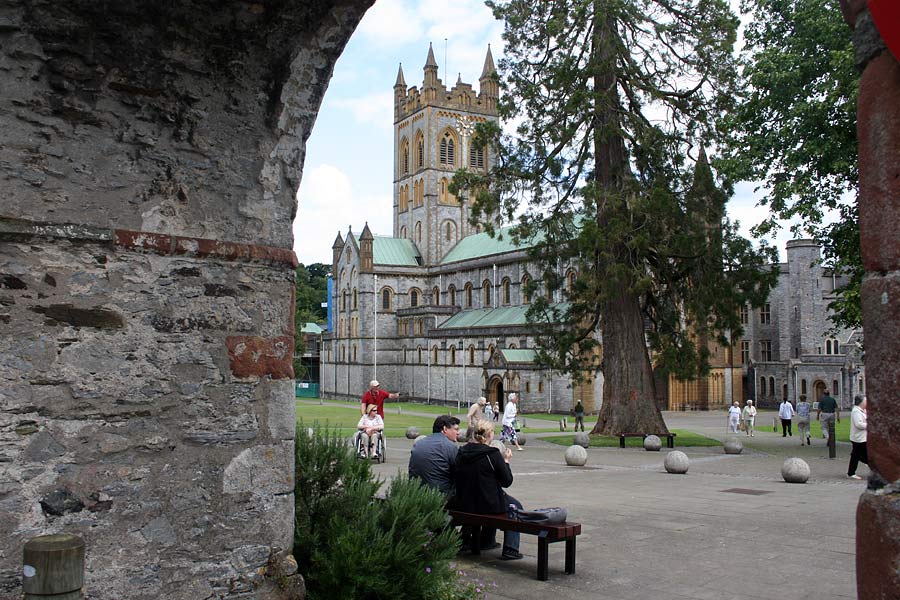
left=538, top=381, right=544, bottom=393
left=410, top=289, right=419, bottom=307
left=483, top=280, right=492, bottom=306
left=502, top=278, right=511, bottom=305
left=740, top=341, right=749, bottom=364
left=833, top=379, right=839, bottom=396
left=740, top=305, right=748, bottom=325
left=759, top=376, right=766, bottom=398
left=400, top=137, right=410, bottom=175
left=439, top=177, right=456, bottom=204
left=432, top=346, right=438, bottom=364
left=352, top=288, right=358, bottom=310
left=416, top=319, right=424, bottom=335
left=439, top=131, right=456, bottom=166
left=352, top=344, right=357, bottom=362
left=525, top=381, right=531, bottom=393
left=418, top=347, right=423, bottom=363
left=801, top=379, right=807, bottom=395
left=769, top=376, right=775, bottom=398
left=759, top=340, right=772, bottom=362
left=381, top=288, right=392, bottom=311
left=521, top=275, right=531, bottom=304
left=341, top=290, right=347, bottom=310
left=468, top=345, right=476, bottom=365
left=400, top=225, right=407, bottom=239
left=760, top=303, right=771, bottom=324
left=415, top=221, right=422, bottom=243
left=465, top=283, right=473, bottom=308
left=450, top=346, right=456, bottom=365
left=567, top=270, right=576, bottom=294
left=448, top=285, right=456, bottom=306
left=415, top=131, right=424, bottom=169
left=399, top=184, right=409, bottom=212
left=469, top=144, right=485, bottom=170
left=432, top=286, right=440, bottom=305
left=402, top=346, right=407, bottom=364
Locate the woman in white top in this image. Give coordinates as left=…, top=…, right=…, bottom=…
left=778, top=399, right=796, bottom=437
left=727, top=401, right=742, bottom=433
left=356, top=404, right=384, bottom=458
left=500, top=393, right=523, bottom=451
left=848, top=395, right=868, bottom=479
left=741, top=399, right=757, bottom=437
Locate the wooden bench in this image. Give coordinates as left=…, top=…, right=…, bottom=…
left=618, top=432, right=676, bottom=448
left=448, top=509, right=581, bottom=581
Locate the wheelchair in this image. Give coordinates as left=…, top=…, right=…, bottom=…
left=354, top=430, right=386, bottom=464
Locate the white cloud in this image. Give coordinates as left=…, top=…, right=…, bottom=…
left=293, top=164, right=394, bottom=265
left=357, top=0, right=425, bottom=46
left=331, top=92, right=394, bottom=128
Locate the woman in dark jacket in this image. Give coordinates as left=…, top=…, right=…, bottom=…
left=452, top=420, right=523, bottom=560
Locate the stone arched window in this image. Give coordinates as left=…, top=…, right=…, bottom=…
left=402, top=346, right=407, bottom=364
left=449, top=346, right=456, bottom=365
left=399, top=137, right=410, bottom=175
left=432, top=286, right=440, bottom=305
left=352, top=288, right=358, bottom=310
left=415, top=221, right=422, bottom=243
left=341, top=290, right=347, bottom=310
left=414, top=179, right=424, bottom=207
left=439, top=130, right=457, bottom=166
left=483, top=279, right=492, bottom=307
left=769, top=377, right=775, bottom=397
left=521, top=275, right=531, bottom=304
left=487, top=344, right=495, bottom=361
left=415, top=130, right=425, bottom=169
left=417, top=346, right=423, bottom=364
left=567, top=269, right=577, bottom=294
left=381, top=287, right=393, bottom=311
left=501, top=278, right=511, bottom=305
left=469, top=144, right=485, bottom=170
left=468, top=345, right=476, bottom=365
left=431, top=345, right=439, bottom=364
left=760, top=376, right=766, bottom=398
left=444, top=220, right=457, bottom=242
left=409, top=288, right=420, bottom=308
left=399, top=184, right=409, bottom=212
left=352, top=344, right=357, bottom=362
left=465, top=283, right=473, bottom=308
left=448, top=284, right=456, bottom=306
left=400, top=225, right=407, bottom=239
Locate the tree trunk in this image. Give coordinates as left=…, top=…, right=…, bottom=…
left=591, top=287, right=669, bottom=435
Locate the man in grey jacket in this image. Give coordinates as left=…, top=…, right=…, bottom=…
left=408, top=415, right=461, bottom=496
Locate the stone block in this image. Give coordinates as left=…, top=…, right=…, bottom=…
left=643, top=435, right=662, bottom=451
left=573, top=432, right=590, bottom=448
left=223, top=442, right=293, bottom=496
left=664, top=451, right=689, bottom=474
left=781, top=458, right=810, bottom=483
left=564, top=445, right=587, bottom=466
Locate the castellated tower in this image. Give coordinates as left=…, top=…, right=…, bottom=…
left=393, top=44, right=499, bottom=265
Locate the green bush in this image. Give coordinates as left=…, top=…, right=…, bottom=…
left=293, top=426, right=476, bottom=600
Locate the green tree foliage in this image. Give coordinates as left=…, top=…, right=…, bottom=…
left=718, top=0, right=860, bottom=328
left=293, top=428, right=468, bottom=599
left=454, top=0, right=777, bottom=433
left=293, top=263, right=329, bottom=378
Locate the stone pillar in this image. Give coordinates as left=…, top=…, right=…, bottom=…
left=0, top=1, right=372, bottom=599
left=840, top=2, right=900, bottom=598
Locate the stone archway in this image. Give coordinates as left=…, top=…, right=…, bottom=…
left=488, top=375, right=504, bottom=412
left=0, top=2, right=374, bottom=598
left=814, top=380, right=827, bottom=403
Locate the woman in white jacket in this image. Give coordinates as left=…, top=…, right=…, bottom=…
left=848, top=395, right=868, bottom=480
left=741, top=399, right=757, bottom=437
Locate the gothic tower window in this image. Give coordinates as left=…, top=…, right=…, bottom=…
left=415, top=131, right=425, bottom=169
left=469, top=144, right=485, bottom=169
left=415, top=221, right=422, bottom=243
left=439, top=177, right=457, bottom=204
left=400, top=225, right=408, bottom=239
left=399, top=184, right=409, bottom=212
left=400, top=137, right=410, bottom=175
left=439, top=130, right=456, bottom=166
left=444, top=220, right=457, bottom=243
left=352, top=288, right=358, bottom=310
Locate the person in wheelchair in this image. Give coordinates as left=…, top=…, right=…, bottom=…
left=357, top=404, right=384, bottom=459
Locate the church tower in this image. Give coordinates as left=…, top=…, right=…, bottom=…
left=392, top=44, right=499, bottom=265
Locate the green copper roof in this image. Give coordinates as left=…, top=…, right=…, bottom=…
left=500, top=349, right=537, bottom=363
left=438, top=303, right=569, bottom=330
left=440, top=226, right=535, bottom=264
left=373, top=236, right=421, bottom=266
left=301, top=322, right=323, bottom=334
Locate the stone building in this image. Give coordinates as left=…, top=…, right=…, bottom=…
left=320, top=46, right=597, bottom=415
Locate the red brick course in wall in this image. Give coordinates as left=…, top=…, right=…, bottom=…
left=226, top=335, right=295, bottom=380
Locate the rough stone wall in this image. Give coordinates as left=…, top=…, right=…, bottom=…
left=841, top=2, right=900, bottom=598
left=0, top=1, right=373, bottom=598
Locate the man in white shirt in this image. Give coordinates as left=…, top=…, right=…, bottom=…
left=778, top=398, right=796, bottom=437
left=500, top=393, right=523, bottom=452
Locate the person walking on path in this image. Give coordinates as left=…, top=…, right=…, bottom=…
left=574, top=400, right=585, bottom=432
left=817, top=389, right=840, bottom=442
left=360, top=380, right=399, bottom=419
left=741, top=399, right=757, bottom=436
left=848, top=395, right=868, bottom=480
left=466, top=397, right=488, bottom=440
left=491, top=400, right=500, bottom=422
left=727, top=401, right=742, bottom=433
left=501, top=393, right=523, bottom=451
left=779, top=398, right=796, bottom=437
left=796, top=394, right=812, bottom=445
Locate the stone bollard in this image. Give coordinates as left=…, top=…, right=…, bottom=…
left=723, top=437, right=743, bottom=455
left=559, top=419, right=567, bottom=431
left=405, top=427, right=419, bottom=440
left=564, top=445, right=588, bottom=466
left=23, top=534, right=85, bottom=600
left=643, top=435, right=662, bottom=451
left=664, top=451, right=689, bottom=474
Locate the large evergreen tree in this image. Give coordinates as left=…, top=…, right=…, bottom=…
left=718, top=0, right=860, bottom=329
left=454, top=0, right=776, bottom=433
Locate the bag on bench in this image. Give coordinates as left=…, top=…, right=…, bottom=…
left=511, top=506, right=568, bottom=525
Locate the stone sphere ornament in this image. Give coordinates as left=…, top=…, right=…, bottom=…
left=643, top=435, right=662, bottom=451
left=574, top=432, right=591, bottom=448
left=782, top=458, right=811, bottom=483
left=664, top=451, right=690, bottom=474
left=413, top=435, right=427, bottom=446
left=723, top=437, right=744, bottom=455
left=564, top=445, right=588, bottom=466
left=405, top=427, right=419, bottom=440
left=516, top=434, right=527, bottom=446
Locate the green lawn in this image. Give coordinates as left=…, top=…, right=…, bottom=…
left=544, top=429, right=721, bottom=448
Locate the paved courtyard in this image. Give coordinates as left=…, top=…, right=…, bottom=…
left=373, top=410, right=866, bottom=600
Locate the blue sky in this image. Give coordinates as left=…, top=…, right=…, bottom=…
left=292, top=0, right=798, bottom=266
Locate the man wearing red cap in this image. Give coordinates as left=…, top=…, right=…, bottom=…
left=360, top=380, right=399, bottom=419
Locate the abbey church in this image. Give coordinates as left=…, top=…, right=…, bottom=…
left=319, top=46, right=865, bottom=415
